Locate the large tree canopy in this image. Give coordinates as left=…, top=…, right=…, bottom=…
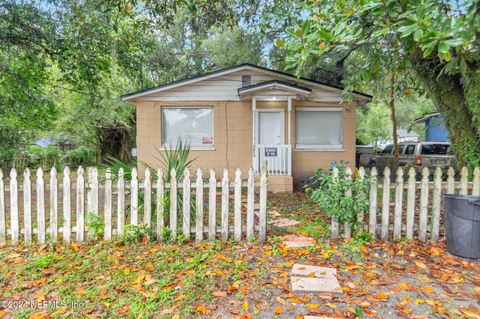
left=268, top=0, right=480, bottom=167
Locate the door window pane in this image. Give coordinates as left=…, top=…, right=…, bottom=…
left=162, top=107, right=214, bottom=148
left=296, top=109, right=343, bottom=149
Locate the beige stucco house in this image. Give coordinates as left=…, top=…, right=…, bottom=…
left=122, top=64, right=371, bottom=192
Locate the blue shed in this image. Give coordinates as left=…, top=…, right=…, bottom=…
left=414, top=113, right=449, bottom=142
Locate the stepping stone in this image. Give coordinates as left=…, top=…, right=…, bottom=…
left=282, top=235, right=315, bottom=248
left=270, top=218, right=300, bottom=228
left=292, top=264, right=337, bottom=279
left=268, top=209, right=281, bottom=217
left=291, top=276, right=341, bottom=294
left=304, top=317, right=339, bottom=319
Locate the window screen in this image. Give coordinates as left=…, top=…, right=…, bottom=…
left=162, top=107, right=214, bottom=148
left=296, top=109, right=343, bottom=149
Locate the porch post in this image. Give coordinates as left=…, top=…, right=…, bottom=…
left=287, top=96, right=292, bottom=145
left=252, top=97, right=256, bottom=170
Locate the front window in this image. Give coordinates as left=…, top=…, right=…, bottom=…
left=162, top=107, right=214, bottom=149
left=295, top=107, right=343, bottom=150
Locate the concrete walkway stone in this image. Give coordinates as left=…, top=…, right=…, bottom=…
left=292, top=264, right=337, bottom=279
left=270, top=218, right=301, bottom=228
left=291, top=276, right=341, bottom=294
left=282, top=235, right=315, bottom=248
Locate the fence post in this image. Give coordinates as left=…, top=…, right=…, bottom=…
left=406, top=167, right=416, bottom=240
left=50, top=167, right=58, bottom=242
left=24, top=169, right=32, bottom=244
left=76, top=167, right=85, bottom=242
left=381, top=167, right=391, bottom=241
left=117, top=168, right=125, bottom=238
left=431, top=167, right=442, bottom=241
left=63, top=167, right=71, bottom=243
left=10, top=169, right=19, bottom=245
left=331, top=167, right=339, bottom=238
left=182, top=169, right=191, bottom=239
left=357, top=167, right=366, bottom=236
left=156, top=169, right=164, bottom=241
left=195, top=168, right=204, bottom=243
left=104, top=168, right=112, bottom=240
left=208, top=169, right=216, bottom=240
left=234, top=167, right=242, bottom=241
left=221, top=168, right=229, bottom=240
left=393, top=167, right=404, bottom=240
left=144, top=168, right=151, bottom=228
left=344, top=167, right=353, bottom=238
left=0, top=170, right=4, bottom=244
left=37, top=168, right=46, bottom=244
left=446, top=167, right=455, bottom=195
left=472, top=167, right=480, bottom=196
left=131, top=168, right=138, bottom=226
left=93, top=168, right=99, bottom=214
left=259, top=161, right=268, bottom=242
left=169, top=169, right=177, bottom=240
left=419, top=167, right=430, bottom=241
left=246, top=167, right=255, bottom=240
left=460, top=167, right=468, bottom=195
left=368, top=167, right=377, bottom=239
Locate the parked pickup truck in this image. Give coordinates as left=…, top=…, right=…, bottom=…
left=369, top=142, right=455, bottom=176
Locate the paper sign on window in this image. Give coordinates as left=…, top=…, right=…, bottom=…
left=202, top=137, right=213, bottom=145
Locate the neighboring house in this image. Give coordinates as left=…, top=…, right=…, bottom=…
left=397, top=129, right=419, bottom=143
left=413, top=113, right=449, bottom=142
left=122, top=64, right=372, bottom=192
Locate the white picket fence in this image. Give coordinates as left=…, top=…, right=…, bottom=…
left=331, top=166, right=480, bottom=241
left=0, top=165, right=268, bottom=245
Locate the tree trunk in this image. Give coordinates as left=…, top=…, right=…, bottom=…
left=389, top=73, right=399, bottom=169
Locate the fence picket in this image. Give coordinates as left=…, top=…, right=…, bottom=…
left=331, top=167, right=339, bottom=238
left=431, top=167, right=442, bottom=241
left=93, top=168, right=99, bottom=214
left=117, top=168, right=125, bottom=237
left=343, top=167, right=353, bottom=238
left=446, top=167, right=455, bottom=195
left=76, top=167, right=85, bottom=242
left=357, top=167, right=366, bottom=235
left=208, top=169, right=216, bottom=240
left=156, top=169, right=164, bottom=241
left=460, top=167, right=468, bottom=195
left=472, top=167, right=480, bottom=196
left=195, top=169, right=204, bottom=243
left=259, top=162, right=267, bottom=242
left=419, top=168, right=430, bottom=241
left=381, top=167, right=391, bottom=240
left=221, top=168, right=229, bottom=240
left=169, top=169, right=177, bottom=239
left=49, top=167, right=58, bottom=241
left=234, top=168, right=242, bottom=241
left=23, top=169, right=32, bottom=244
left=368, top=167, right=377, bottom=239
left=104, top=169, right=112, bottom=240
left=144, top=168, right=152, bottom=228
left=131, top=168, right=138, bottom=226
left=182, top=169, right=191, bottom=238
left=393, top=167, right=404, bottom=240
left=406, top=167, right=416, bottom=240
left=246, top=168, right=255, bottom=240
left=63, top=167, right=71, bottom=243
left=37, top=168, right=46, bottom=244
left=0, top=170, right=4, bottom=244
left=10, top=169, right=19, bottom=245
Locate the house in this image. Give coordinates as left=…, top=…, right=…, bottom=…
left=413, top=113, right=449, bottom=142
left=122, top=64, right=372, bottom=192
left=397, top=129, right=419, bottom=143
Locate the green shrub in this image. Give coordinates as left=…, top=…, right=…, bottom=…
left=305, top=162, right=372, bottom=233
left=62, top=146, right=97, bottom=167
left=26, top=145, right=62, bottom=170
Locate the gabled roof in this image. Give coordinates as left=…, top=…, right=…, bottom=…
left=238, top=80, right=311, bottom=95
left=413, top=112, right=442, bottom=124
left=122, top=63, right=372, bottom=101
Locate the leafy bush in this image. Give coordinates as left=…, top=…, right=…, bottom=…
left=26, top=145, right=62, bottom=170
left=305, top=162, right=372, bottom=232
left=86, top=212, right=104, bottom=240
left=62, top=146, right=97, bottom=167
left=121, top=224, right=154, bottom=243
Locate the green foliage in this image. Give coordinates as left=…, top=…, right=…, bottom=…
left=305, top=163, right=372, bottom=232
left=86, top=213, right=105, bottom=240
left=156, top=140, right=196, bottom=182
left=62, top=146, right=97, bottom=168
left=121, top=225, right=154, bottom=244
left=26, top=145, right=62, bottom=170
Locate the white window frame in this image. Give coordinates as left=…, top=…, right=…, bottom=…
left=295, top=107, right=344, bottom=151
left=161, top=106, right=215, bottom=150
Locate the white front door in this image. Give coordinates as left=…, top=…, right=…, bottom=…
left=257, top=110, right=284, bottom=145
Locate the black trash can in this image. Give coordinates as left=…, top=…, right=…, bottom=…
left=444, top=194, right=480, bottom=259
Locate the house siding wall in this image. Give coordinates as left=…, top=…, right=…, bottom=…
left=135, top=100, right=356, bottom=186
